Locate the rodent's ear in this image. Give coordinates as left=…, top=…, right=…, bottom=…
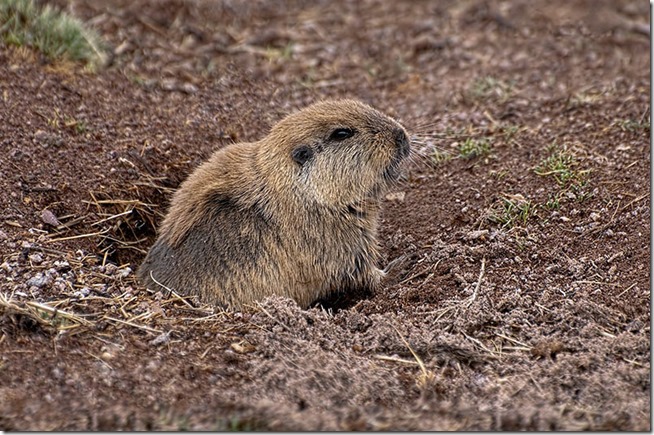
left=329, top=128, right=356, bottom=142
left=291, top=145, right=314, bottom=165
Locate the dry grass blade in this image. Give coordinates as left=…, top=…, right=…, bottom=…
left=102, top=316, right=162, bottom=334
left=254, top=301, right=292, bottom=332
left=374, top=354, right=421, bottom=366
left=466, top=257, right=486, bottom=306
left=149, top=271, right=195, bottom=309
left=91, top=209, right=134, bottom=227
left=462, top=332, right=501, bottom=358
left=391, top=324, right=435, bottom=388
left=180, top=313, right=226, bottom=322
left=0, top=293, right=92, bottom=331
left=47, top=229, right=109, bottom=243
left=495, top=332, right=531, bottom=349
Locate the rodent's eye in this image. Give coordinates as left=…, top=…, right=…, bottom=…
left=291, top=145, right=314, bottom=165
left=329, top=128, right=355, bottom=142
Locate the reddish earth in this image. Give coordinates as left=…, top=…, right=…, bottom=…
left=0, top=0, right=650, bottom=430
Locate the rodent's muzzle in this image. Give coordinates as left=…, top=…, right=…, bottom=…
left=382, top=128, right=411, bottom=183
left=393, top=128, right=411, bottom=159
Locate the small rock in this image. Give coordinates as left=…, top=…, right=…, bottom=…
left=149, top=331, right=171, bottom=346
left=29, top=253, right=43, bottom=264
left=144, top=359, right=160, bottom=371
left=102, top=263, right=118, bottom=275
left=73, top=287, right=91, bottom=298
left=53, top=260, right=70, bottom=271
left=116, top=267, right=132, bottom=279
left=385, top=191, right=406, bottom=202
left=231, top=341, right=256, bottom=354
left=589, top=212, right=601, bottom=221
left=52, top=279, right=67, bottom=292
left=464, top=229, right=489, bottom=241
left=26, top=272, right=52, bottom=288
left=180, top=82, right=198, bottom=94
left=41, top=209, right=61, bottom=227
left=1, top=262, right=12, bottom=273
left=33, top=130, right=64, bottom=148
left=0, top=230, right=8, bottom=241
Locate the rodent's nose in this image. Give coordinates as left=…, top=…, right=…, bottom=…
left=393, top=128, right=410, bottom=157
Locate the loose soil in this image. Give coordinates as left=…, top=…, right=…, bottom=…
left=0, top=0, right=650, bottom=430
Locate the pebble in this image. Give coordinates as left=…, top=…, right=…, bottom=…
left=53, top=260, right=70, bottom=270
left=101, top=352, right=115, bottom=361
left=26, top=272, right=51, bottom=288
left=116, top=267, right=133, bottom=278
left=73, top=287, right=91, bottom=298
left=149, top=331, right=171, bottom=346
left=385, top=191, right=406, bottom=202
left=29, top=253, right=44, bottom=264
left=464, top=229, right=489, bottom=241
left=41, top=209, right=61, bottom=227
left=102, top=264, right=118, bottom=275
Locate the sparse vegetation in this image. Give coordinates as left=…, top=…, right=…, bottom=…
left=545, top=194, right=561, bottom=210
left=469, top=76, right=514, bottom=103
left=535, top=144, right=588, bottom=187
left=0, top=0, right=106, bottom=67
left=499, top=124, right=521, bottom=140
left=265, top=42, right=294, bottom=62
left=569, top=90, right=604, bottom=106
left=430, top=147, right=453, bottom=165
left=614, top=118, right=650, bottom=133
left=458, top=137, right=491, bottom=159
left=488, top=193, right=534, bottom=228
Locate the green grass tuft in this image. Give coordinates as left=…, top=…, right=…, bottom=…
left=614, top=118, right=650, bottom=133
left=469, top=76, right=513, bottom=103
left=430, top=147, right=453, bottom=165
left=534, top=144, right=588, bottom=187
left=488, top=193, right=534, bottom=228
left=0, top=0, right=106, bottom=68
left=458, top=137, right=491, bottom=159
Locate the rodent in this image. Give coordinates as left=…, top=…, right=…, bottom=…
left=138, top=99, right=411, bottom=309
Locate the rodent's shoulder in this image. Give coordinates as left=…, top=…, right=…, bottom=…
left=158, top=141, right=263, bottom=247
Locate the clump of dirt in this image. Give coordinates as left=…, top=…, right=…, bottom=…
left=0, top=0, right=649, bottom=430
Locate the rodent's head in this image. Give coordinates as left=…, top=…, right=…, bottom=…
left=262, top=99, right=410, bottom=210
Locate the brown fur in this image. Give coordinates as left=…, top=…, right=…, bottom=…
left=138, top=99, right=410, bottom=309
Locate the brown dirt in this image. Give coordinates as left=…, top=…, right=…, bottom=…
left=0, top=0, right=650, bottom=430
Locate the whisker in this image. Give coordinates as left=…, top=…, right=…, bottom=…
left=410, top=121, right=444, bottom=132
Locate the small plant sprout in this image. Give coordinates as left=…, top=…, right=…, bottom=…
left=458, top=137, right=491, bottom=159
left=613, top=118, right=650, bottom=133
left=469, top=76, right=514, bottom=103
left=535, top=144, right=589, bottom=187
left=488, top=193, right=534, bottom=229
left=430, top=147, right=454, bottom=165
